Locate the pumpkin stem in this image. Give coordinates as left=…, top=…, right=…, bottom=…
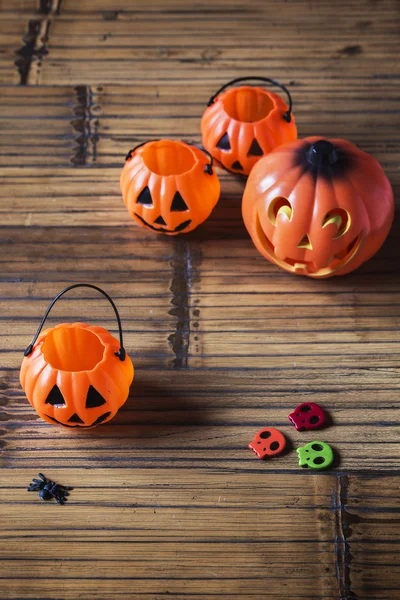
left=307, top=140, right=339, bottom=167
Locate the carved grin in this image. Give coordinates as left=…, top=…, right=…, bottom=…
left=45, top=412, right=112, bottom=428
left=134, top=214, right=192, bottom=234
left=255, top=214, right=362, bottom=277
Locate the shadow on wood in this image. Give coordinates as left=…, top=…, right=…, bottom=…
left=85, top=372, right=215, bottom=439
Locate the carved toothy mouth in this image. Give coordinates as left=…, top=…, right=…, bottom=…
left=45, top=412, right=112, bottom=428
left=255, top=214, right=362, bottom=277
left=134, top=214, right=192, bottom=234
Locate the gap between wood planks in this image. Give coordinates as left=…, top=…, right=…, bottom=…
left=71, top=85, right=100, bottom=165
left=333, top=475, right=359, bottom=600
left=14, top=0, right=62, bottom=85
left=169, top=238, right=202, bottom=368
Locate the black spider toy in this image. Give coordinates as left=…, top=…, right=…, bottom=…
left=27, top=473, right=73, bottom=504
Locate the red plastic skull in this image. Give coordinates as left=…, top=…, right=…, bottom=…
left=288, top=402, right=326, bottom=431
left=248, top=427, right=286, bottom=459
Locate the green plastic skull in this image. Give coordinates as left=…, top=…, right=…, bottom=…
left=297, top=441, right=334, bottom=470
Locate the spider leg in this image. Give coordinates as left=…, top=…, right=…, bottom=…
left=28, top=483, right=42, bottom=491
left=38, top=473, right=48, bottom=483
left=32, top=478, right=43, bottom=484
left=54, top=492, right=65, bottom=504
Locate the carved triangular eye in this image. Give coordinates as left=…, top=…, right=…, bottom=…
left=216, top=133, right=231, bottom=151
left=170, top=191, right=188, bottom=212
left=68, top=413, right=84, bottom=424
left=154, top=215, right=167, bottom=225
left=136, top=186, right=153, bottom=206
left=85, top=385, right=107, bottom=408
left=45, top=385, right=66, bottom=407
left=247, top=139, right=263, bottom=157
left=231, top=160, right=243, bottom=171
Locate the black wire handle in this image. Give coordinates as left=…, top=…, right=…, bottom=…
left=24, top=284, right=126, bottom=361
left=186, top=142, right=214, bottom=175
left=125, top=139, right=214, bottom=175
left=206, top=76, right=293, bottom=123
left=125, top=140, right=149, bottom=161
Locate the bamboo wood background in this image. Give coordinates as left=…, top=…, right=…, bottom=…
left=0, top=0, right=400, bottom=598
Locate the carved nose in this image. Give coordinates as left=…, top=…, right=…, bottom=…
left=154, top=216, right=166, bottom=226
left=297, top=234, right=313, bottom=250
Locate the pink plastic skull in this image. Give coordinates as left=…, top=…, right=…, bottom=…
left=288, top=402, right=326, bottom=431
left=248, top=427, right=286, bottom=459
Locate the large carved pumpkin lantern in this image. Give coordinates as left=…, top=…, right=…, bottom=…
left=201, top=77, right=297, bottom=175
left=20, top=284, right=134, bottom=427
left=242, top=137, right=394, bottom=278
left=120, top=139, right=220, bottom=235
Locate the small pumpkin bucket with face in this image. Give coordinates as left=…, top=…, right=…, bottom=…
left=242, top=137, right=394, bottom=278
left=20, top=284, right=134, bottom=428
left=201, top=76, right=298, bottom=176
left=120, top=139, right=220, bottom=235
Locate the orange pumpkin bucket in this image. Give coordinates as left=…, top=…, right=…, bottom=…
left=20, top=284, right=134, bottom=427
left=120, top=139, right=220, bottom=235
left=201, top=76, right=297, bottom=176
left=242, top=137, right=394, bottom=278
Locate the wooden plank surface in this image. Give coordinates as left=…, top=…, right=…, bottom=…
left=0, top=0, right=400, bottom=598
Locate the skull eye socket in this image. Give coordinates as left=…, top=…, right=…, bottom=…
left=268, top=197, right=293, bottom=226
left=309, top=416, right=320, bottom=424
left=300, top=405, right=312, bottom=413
left=311, top=443, right=323, bottom=452
left=259, top=430, right=271, bottom=439
left=322, top=208, right=350, bottom=238
left=313, top=456, right=325, bottom=465
left=270, top=441, right=280, bottom=451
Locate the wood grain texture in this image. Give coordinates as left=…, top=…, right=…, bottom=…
left=0, top=0, right=400, bottom=598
